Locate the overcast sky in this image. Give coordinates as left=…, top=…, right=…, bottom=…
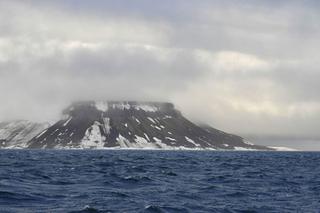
left=0, top=0, right=319, bottom=145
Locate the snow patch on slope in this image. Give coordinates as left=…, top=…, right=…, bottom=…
left=112, top=103, right=131, bottom=110
left=95, top=101, right=109, bottom=112
left=117, top=134, right=131, bottom=148
left=134, top=135, right=158, bottom=149
left=134, top=104, right=158, bottom=112
left=80, top=121, right=105, bottom=148
left=153, top=137, right=171, bottom=149
left=102, top=117, right=111, bottom=134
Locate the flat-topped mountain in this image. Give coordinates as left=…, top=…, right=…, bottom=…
left=23, top=101, right=271, bottom=150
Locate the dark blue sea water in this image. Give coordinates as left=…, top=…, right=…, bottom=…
left=0, top=150, right=319, bottom=213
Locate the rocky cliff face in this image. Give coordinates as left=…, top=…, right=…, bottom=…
left=25, top=101, right=270, bottom=150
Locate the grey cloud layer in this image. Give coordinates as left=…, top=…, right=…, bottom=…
left=0, top=0, right=319, bottom=140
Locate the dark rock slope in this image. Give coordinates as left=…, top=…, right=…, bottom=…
left=27, top=101, right=271, bottom=150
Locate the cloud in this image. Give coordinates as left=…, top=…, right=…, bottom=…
left=0, top=0, right=319, bottom=144
left=196, top=50, right=270, bottom=73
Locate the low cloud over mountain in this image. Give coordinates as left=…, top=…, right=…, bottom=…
left=0, top=0, right=320, bottom=149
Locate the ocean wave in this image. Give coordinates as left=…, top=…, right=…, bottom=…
left=0, top=150, right=319, bottom=212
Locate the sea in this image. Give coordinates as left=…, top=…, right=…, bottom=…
left=0, top=150, right=319, bottom=213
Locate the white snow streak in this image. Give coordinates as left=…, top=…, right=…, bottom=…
left=147, top=117, right=156, bottom=123
left=185, top=136, right=200, bottom=147
left=36, top=129, right=48, bottom=139
left=103, top=117, right=111, bottom=134
left=144, top=133, right=150, bottom=141
left=134, top=118, right=141, bottom=124
left=152, top=125, right=162, bottom=130
left=63, top=117, right=72, bottom=127
left=165, top=137, right=176, bottom=141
